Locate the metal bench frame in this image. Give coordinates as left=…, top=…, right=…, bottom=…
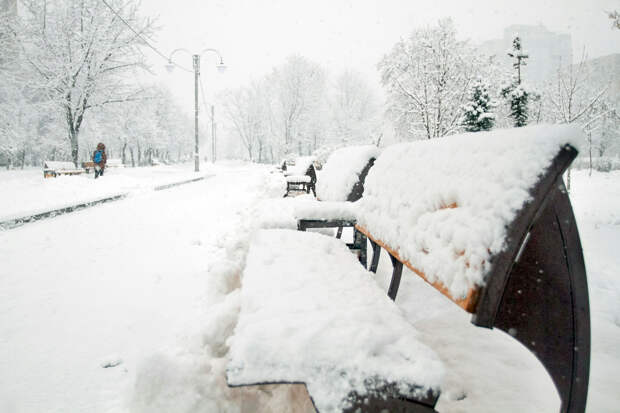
left=284, top=164, right=317, bottom=197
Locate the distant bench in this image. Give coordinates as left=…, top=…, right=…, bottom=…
left=297, top=145, right=378, bottom=240
left=43, top=161, right=85, bottom=178
left=283, top=156, right=317, bottom=197
left=227, top=125, right=590, bottom=412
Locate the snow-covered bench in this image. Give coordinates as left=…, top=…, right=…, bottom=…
left=283, top=156, right=317, bottom=197
left=297, top=145, right=379, bottom=241
left=43, top=161, right=85, bottom=178
left=227, top=229, right=443, bottom=412
left=228, top=125, right=591, bottom=412
left=354, top=125, right=590, bottom=413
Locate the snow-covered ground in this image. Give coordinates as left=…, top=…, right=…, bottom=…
left=0, top=165, right=618, bottom=412
left=0, top=163, right=214, bottom=221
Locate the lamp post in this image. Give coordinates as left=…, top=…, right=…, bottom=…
left=167, top=48, right=226, bottom=172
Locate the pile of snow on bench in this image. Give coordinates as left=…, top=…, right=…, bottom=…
left=358, top=124, right=583, bottom=299
left=227, top=229, right=443, bottom=412
left=316, top=145, right=380, bottom=201
left=284, top=156, right=315, bottom=177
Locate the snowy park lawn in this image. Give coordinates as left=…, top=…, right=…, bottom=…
left=0, top=164, right=618, bottom=412
left=0, top=163, right=214, bottom=222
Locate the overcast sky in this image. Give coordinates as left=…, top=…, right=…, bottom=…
left=138, top=0, right=620, bottom=113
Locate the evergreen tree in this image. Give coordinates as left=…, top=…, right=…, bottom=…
left=461, top=78, right=496, bottom=132
left=501, top=35, right=532, bottom=127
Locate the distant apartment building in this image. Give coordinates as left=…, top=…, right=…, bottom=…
left=479, top=24, right=572, bottom=86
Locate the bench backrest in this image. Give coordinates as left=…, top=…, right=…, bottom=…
left=357, top=124, right=581, bottom=308
left=44, top=161, right=78, bottom=170
left=356, top=124, right=590, bottom=412
left=316, top=145, right=380, bottom=202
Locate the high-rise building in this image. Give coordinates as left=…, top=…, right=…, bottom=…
left=479, top=24, right=572, bottom=86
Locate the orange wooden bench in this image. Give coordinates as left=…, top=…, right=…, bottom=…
left=353, top=127, right=590, bottom=413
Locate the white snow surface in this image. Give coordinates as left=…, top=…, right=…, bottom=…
left=1, top=162, right=618, bottom=413
left=0, top=164, right=213, bottom=221
left=227, top=229, right=443, bottom=412
left=315, top=145, right=380, bottom=201
left=358, top=124, right=584, bottom=298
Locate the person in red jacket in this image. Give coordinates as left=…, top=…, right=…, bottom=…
left=92, top=142, right=107, bottom=179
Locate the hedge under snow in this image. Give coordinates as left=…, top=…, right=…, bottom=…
left=357, top=124, right=583, bottom=299
left=316, top=145, right=381, bottom=201
left=227, top=229, right=443, bottom=412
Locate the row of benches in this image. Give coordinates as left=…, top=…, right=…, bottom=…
left=227, top=125, right=591, bottom=412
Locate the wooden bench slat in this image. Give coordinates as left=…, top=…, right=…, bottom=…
left=355, top=224, right=480, bottom=312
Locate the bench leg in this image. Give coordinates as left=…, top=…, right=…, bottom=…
left=353, top=228, right=367, bottom=268
left=369, top=239, right=381, bottom=273
left=335, top=226, right=343, bottom=239
left=387, top=254, right=403, bottom=300
left=490, top=182, right=590, bottom=413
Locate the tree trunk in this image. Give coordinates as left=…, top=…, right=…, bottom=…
left=588, top=132, right=593, bottom=177
left=69, top=130, right=79, bottom=168
left=121, top=142, right=127, bottom=165
left=129, top=147, right=135, bottom=167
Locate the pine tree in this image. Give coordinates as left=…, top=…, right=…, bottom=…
left=501, top=35, right=532, bottom=127
left=461, top=78, right=496, bottom=132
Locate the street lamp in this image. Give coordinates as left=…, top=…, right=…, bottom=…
left=167, top=48, right=226, bottom=172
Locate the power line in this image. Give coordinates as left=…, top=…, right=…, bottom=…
left=99, top=0, right=193, bottom=73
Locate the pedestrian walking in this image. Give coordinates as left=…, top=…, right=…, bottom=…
left=93, top=142, right=107, bottom=179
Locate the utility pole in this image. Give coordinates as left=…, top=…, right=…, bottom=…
left=166, top=48, right=225, bottom=170
left=211, top=105, right=216, bottom=163
left=193, top=54, right=200, bottom=172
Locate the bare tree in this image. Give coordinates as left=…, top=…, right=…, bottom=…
left=269, top=55, right=327, bottom=155
left=222, top=81, right=268, bottom=162
left=546, top=51, right=608, bottom=125
left=545, top=50, right=610, bottom=187
left=330, top=70, right=381, bottom=143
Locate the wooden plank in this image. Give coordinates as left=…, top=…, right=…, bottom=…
left=355, top=224, right=480, bottom=312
